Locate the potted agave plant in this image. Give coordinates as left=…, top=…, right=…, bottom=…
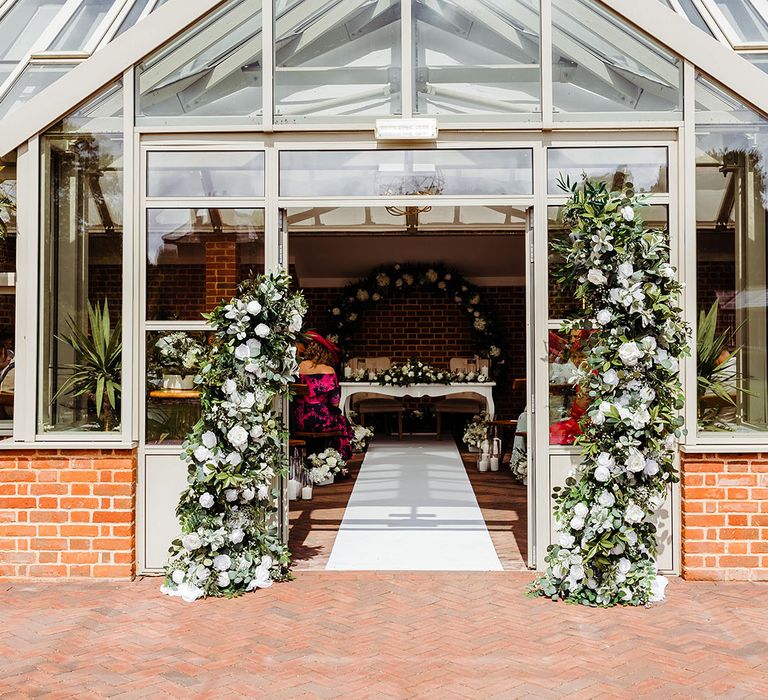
left=53, top=299, right=122, bottom=431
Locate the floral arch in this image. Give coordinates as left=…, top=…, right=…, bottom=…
left=324, top=262, right=505, bottom=372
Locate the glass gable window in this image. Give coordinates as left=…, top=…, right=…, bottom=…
left=39, top=82, right=124, bottom=434
left=552, top=0, right=682, bottom=120
left=48, top=0, right=113, bottom=52
left=0, top=0, right=67, bottom=62
left=695, top=75, right=768, bottom=435
left=146, top=152, right=265, bottom=198
left=275, top=0, right=401, bottom=122
left=710, top=0, right=768, bottom=43
left=0, top=63, right=78, bottom=119
left=136, top=0, right=263, bottom=124
left=412, top=0, right=540, bottom=118
left=280, top=149, right=533, bottom=196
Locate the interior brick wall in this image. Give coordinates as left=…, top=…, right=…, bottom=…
left=697, top=260, right=736, bottom=336
left=0, top=449, right=137, bottom=579
left=301, top=284, right=527, bottom=418
left=681, top=451, right=768, bottom=581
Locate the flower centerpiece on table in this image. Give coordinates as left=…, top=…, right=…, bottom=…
left=463, top=412, right=490, bottom=451
left=451, top=369, right=490, bottom=384
left=153, top=332, right=206, bottom=390
left=378, top=360, right=450, bottom=387
left=306, top=449, right=347, bottom=485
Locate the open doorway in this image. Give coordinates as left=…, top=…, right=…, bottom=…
left=285, top=204, right=531, bottom=571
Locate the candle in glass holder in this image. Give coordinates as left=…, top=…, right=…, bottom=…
left=344, top=365, right=352, bottom=379
left=480, top=365, right=489, bottom=378
left=367, top=370, right=376, bottom=381
left=301, top=485, right=313, bottom=500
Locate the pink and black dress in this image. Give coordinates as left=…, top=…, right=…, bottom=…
left=293, top=372, right=353, bottom=460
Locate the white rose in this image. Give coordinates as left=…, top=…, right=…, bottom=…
left=326, top=457, right=337, bottom=468
left=587, top=268, right=608, bottom=286
left=569, top=564, right=585, bottom=581
left=227, top=425, right=249, bottom=451
left=247, top=338, right=261, bottom=357
left=570, top=516, right=585, bottom=530
left=182, top=533, right=202, bottom=551
left=246, top=300, right=262, bottom=316
left=624, top=503, right=645, bottom=524
left=198, top=493, right=214, bottom=509
left=618, top=558, right=631, bottom=575
left=602, top=369, right=619, bottom=387
left=241, top=488, right=255, bottom=501
left=234, top=344, right=250, bottom=361
left=594, top=465, right=611, bottom=482
left=598, top=490, right=616, bottom=508
left=559, top=532, right=575, bottom=549
left=223, top=379, right=237, bottom=395
left=617, top=262, right=634, bottom=280
left=618, top=341, right=643, bottom=367
left=258, top=484, right=270, bottom=500
left=224, top=488, right=239, bottom=502
left=289, top=314, right=303, bottom=332
left=626, top=447, right=646, bottom=473
left=596, top=309, right=613, bottom=326
left=230, top=529, right=245, bottom=544
left=250, top=424, right=264, bottom=440
left=226, top=452, right=242, bottom=467
left=621, top=205, right=635, bottom=222
left=591, top=410, right=606, bottom=426
left=254, top=323, right=270, bottom=338
left=217, top=572, right=231, bottom=588
left=574, top=502, right=589, bottom=518
left=194, top=446, right=211, bottom=463
left=195, top=566, right=210, bottom=582
left=178, top=582, right=204, bottom=603
left=172, top=569, right=185, bottom=584
left=213, top=554, right=232, bottom=572
left=644, top=459, right=660, bottom=476
left=202, top=431, right=217, bottom=449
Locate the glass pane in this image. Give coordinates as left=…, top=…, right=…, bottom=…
left=547, top=147, right=669, bottom=194
left=275, top=0, right=401, bottom=121
left=48, top=0, right=115, bottom=51
left=0, top=0, right=67, bottom=61
left=552, top=0, right=682, bottom=120
left=147, top=151, right=265, bottom=198
left=548, top=330, right=592, bottom=445
left=280, top=148, right=533, bottom=196
left=0, top=64, right=78, bottom=120
left=0, top=162, right=17, bottom=438
left=146, top=330, right=209, bottom=444
left=743, top=53, right=768, bottom=73
left=712, top=0, right=768, bottom=43
left=55, top=79, right=123, bottom=132
left=114, top=0, right=152, bottom=37
left=39, top=83, right=124, bottom=434
left=412, top=0, right=540, bottom=118
left=548, top=205, right=669, bottom=320
left=146, top=208, right=265, bottom=321
left=136, top=0, right=262, bottom=124
left=696, top=75, right=768, bottom=434
left=676, top=0, right=716, bottom=35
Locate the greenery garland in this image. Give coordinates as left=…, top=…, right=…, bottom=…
left=162, top=272, right=306, bottom=602
left=530, top=179, right=690, bottom=607
left=324, top=263, right=505, bottom=373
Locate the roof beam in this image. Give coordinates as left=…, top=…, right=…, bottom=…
left=0, top=0, right=225, bottom=158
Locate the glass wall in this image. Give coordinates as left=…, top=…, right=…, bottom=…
left=39, top=82, right=124, bottom=433
left=412, top=0, right=540, bottom=118
left=0, top=160, right=17, bottom=437
left=275, top=0, right=401, bottom=121
left=695, top=76, right=768, bottom=435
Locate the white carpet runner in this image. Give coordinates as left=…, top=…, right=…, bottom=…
left=326, top=439, right=503, bottom=571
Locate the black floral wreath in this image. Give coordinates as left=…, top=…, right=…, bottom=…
left=323, top=262, right=505, bottom=375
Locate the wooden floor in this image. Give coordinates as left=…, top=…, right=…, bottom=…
left=289, top=438, right=529, bottom=571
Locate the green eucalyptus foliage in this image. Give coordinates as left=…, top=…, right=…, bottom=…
left=52, top=299, right=122, bottom=430
left=529, top=177, right=690, bottom=607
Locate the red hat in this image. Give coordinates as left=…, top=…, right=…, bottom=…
left=305, top=331, right=340, bottom=362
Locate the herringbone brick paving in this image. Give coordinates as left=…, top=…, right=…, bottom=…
left=1, top=573, right=766, bottom=698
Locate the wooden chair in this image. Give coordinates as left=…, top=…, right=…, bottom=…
left=350, top=357, right=404, bottom=439
left=434, top=356, right=487, bottom=435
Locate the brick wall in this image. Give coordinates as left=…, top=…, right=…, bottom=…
left=0, top=449, right=137, bottom=579
left=301, top=284, right=527, bottom=418
left=697, top=260, right=736, bottom=336
left=681, top=452, right=768, bottom=581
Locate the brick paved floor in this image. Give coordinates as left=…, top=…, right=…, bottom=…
left=289, top=441, right=527, bottom=571
left=2, top=573, right=766, bottom=699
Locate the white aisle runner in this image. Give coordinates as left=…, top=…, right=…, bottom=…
left=326, top=439, right=503, bottom=571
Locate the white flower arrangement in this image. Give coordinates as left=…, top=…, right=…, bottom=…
left=378, top=360, right=450, bottom=387
left=451, top=369, right=490, bottom=384
left=153, top=332, right=205, bottom=375
left=530, top=178, right=689, bottom=608
left=306, top=449, right=347, bottom=484
left=161, top=271, right=306, bottom=602
left=350, top=422, right=374, bottom=452
left=462, top=412, right=489, bottom=449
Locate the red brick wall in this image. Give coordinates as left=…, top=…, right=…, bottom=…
left=0, top=449, right=137, bottom=579
left=681, top=452, right=768, bottom=581
left=301, top=284, right=527, bottom=418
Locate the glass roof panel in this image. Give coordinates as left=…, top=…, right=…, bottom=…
left=675, top=0, right=716, bottom=36
left=48, top=0, right=117, bottom=52
left=0, top=62, right=77, bottom=119
left=552, top=0, right=682, bottom=120
left=0, top=0, right=67, bottom=61
left=137, top=0, right=262, bottom=123
left=114, top=0, right=152, bottom=37
left=711, top=0, right=768, bottom=43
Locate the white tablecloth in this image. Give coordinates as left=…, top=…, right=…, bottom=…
left=339, top=382, right=496, bottom=418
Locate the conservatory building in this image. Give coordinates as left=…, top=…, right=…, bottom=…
left=1, top=0, right=768, bottom=582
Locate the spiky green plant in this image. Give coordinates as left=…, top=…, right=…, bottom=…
left=53, top=299, right=122, bottom=430
left=696, top=299, right=746, bottom=429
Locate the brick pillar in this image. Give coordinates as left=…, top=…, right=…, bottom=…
left=681, top=452, right=768, bottom=581
left=205, top=235, right=238, bottom=309
left=0, top=449, right=137, bottom=578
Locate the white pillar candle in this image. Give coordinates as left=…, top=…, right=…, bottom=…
left=301, top=485, right=313, bottom=500
left=288, top=479, right=301, bottom=500
left=480, top=365, right=489, bottom=377
left=367, top=370, right=376, bottom=381
left=344, top=366, right=352, bottom=379
left=490, top=457, right=500, bottom=472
